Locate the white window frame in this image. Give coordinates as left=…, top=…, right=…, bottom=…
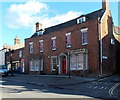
left=39, top=40, right=44, bottom=52
left=81, top=28, right=88, bottom=45
left=77, top=17, right=86, bottom=24
left=37, top=31, right=43, bottom=36
left=30, top=59, right=34, bottom=71
left=70, top=55, right=77, bottom=70
left=19, top=50, right=22, bottom=57
left=51, top=56, right=57, bottom=71
left=85, top=54, right=88, bottom=70
left=70, top=54, right=84, bottom=71
left=51, top=37, right=57, bottom=51
left=77, top=54, right=84, bottom=70
left=66, top=32, right=71, bottom=48
left=29, top=42, right=33, bottom=54
left=40, top=59, right=43, bottom=71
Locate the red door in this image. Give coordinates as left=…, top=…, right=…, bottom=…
left=62, top=60, right=66, bottom=74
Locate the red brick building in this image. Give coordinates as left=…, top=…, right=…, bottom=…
left=113, top=26, right=120, bottom=74
left=24, top=0, right=116, bottom=76
left=5, top=37, right=25, bottom=73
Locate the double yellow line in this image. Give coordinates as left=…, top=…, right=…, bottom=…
left=109, top=82, right=120, bottom=96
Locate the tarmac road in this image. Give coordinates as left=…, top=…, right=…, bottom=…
left=1, top=74, right=120, bottom=100
left=1, top=78, right=96, bottom=99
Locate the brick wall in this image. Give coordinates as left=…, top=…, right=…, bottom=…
left=25, top=18, right=101, bottom=75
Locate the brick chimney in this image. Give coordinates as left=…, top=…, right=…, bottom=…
left=14, top=36, right=20, bottom=45
left=102, top=0, right=109, bottom=10
left=35, top=22, right=43, bottom=32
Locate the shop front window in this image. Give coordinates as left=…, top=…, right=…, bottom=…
left=70, top=54, right=84, bottom=70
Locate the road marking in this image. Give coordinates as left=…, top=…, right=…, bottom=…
left=99, top=86, right=104, bottom=89
left=93, top=86, right=98, bottom=89
left=109, top=82, right=120, bottom=96
left=104, top=87, right=107, bottom=89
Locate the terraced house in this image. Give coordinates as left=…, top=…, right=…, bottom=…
left=4, top=36, right=25, bottom=73
left=24, top=0, right=117, bottom=76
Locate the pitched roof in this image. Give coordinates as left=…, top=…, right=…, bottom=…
left=31, top=9, right=105, bottom=38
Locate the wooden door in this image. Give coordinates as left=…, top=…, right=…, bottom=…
left=62, top=59, right=66, bottom=74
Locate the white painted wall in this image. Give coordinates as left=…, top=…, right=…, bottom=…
left=0, top=49, right=6, bottom=66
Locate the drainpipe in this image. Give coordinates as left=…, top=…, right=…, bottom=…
left=100, top=21, right=103, bottom=76
left=68, top=50, right=70, bottom=78
left=98, top=18, right=103, bottom=77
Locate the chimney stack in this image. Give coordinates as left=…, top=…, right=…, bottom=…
left=102, top=0, right=109, bottom=10
left=36, top=22, right=43, bottom=32
left=14, top=36, right=20, bottom=45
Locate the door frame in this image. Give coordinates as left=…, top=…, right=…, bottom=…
left=58, top=53, right=68, bottom=74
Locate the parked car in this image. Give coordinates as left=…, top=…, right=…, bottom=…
left=0, top=65, right=9, bottom=76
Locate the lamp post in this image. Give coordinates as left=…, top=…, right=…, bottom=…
left=8, top=49, right=14, bottom=76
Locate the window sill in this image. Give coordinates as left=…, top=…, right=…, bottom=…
left=52, top=49, right=56, bottom=51
left=70, top=68, right=84, bottom=71
left=66, top=46, right=71, bottom=48
left=82, top=43, right=88, bottom=45
left=51, top=69, right=56, bottom=71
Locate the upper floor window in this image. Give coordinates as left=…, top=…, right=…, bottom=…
left=70, top=54, right=84, bottom=70
left=39, top=40, right=44, bottom=52
left=66, top=33, right=71, bottom=48
left=29, top=42, right=33, bottom=54
left=81, top=28, right=88, bottom=45
left=77, top=17, right=86, bottom=24
left=37, top=31, right=44, bottom=36
left=19, top=50, right=22, bottom=57
left=51, top=37, right=56, bottom=51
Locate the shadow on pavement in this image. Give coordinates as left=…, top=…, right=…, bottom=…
left=1, top=74, right=120, bottom=100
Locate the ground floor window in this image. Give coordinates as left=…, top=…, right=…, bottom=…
left=70, top=53, right=87, bottom=70
left=35, top=60, right=39, bottom=71
left=22, top=61, right=25, bottom=72
left=30, top=59, right=34, bottom=71
left=30, top=59, right=43, bottom=71
left=40, top=59, right=43, bottom=71
left=51, top=56, right=57, bottom=71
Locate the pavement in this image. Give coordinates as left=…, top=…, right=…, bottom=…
left=2, top=74, right=120, bottom=99
left=2, top=74, right=98, bottom=86
left=2, top=74, right=120, bottom=87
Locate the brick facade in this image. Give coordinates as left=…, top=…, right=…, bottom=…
left=6, top=47, right=25, bottom=73
left=24, top=0, right=116, bottom=76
